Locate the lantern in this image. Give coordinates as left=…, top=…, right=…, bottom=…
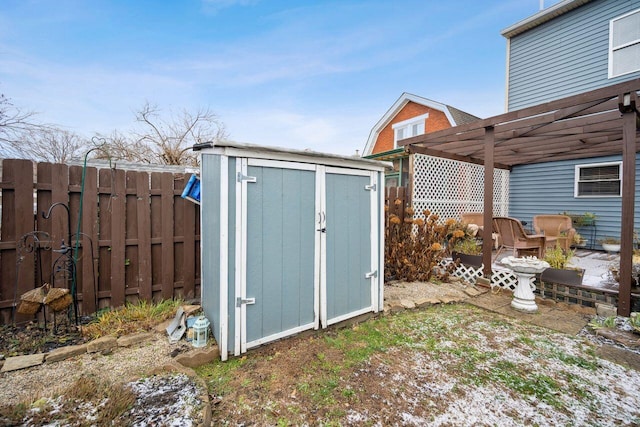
left=192, top=315, right=211, bottom=348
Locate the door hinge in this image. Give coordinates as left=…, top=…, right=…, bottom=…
left=364, top=184, right=376, bottom=191
left=365, top=270, right=378, bottom=279
left=236, top=297, right=256, bottom=307
left=237, top=172, right=257, bottom=183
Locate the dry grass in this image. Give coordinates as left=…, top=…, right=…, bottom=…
left=81, top=299, right=181, bottom=339
left=0, top=376, right=136, bottom=426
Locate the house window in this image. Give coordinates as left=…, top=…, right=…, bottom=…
left=575, top=162, right=622, bottom=197
left=392, top=113, right=429, bottom=147
left=609, top=8, right=640, bottom=78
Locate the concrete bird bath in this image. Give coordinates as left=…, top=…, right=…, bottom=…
left=501, top=256, right=550, bottom=312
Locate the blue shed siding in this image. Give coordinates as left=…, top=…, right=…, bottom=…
left=200, top=154, right=222, bottom=346
left=509, top=154, right=640, bottom=248
left=508, top=0, right=640, bottom=111
left=226, top=158, right=236, bottom=350
left=200, top=155, right=237, bottom=355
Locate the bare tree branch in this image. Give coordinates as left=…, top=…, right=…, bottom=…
left=0, top=92, right=88, bottom=162
left=101, top=102, right=228, bottom=166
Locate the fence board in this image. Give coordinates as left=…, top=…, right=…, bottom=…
left=136, top=171, right=153, bottom=302
left=110, top=168, right=126, bottom=308
left=35, top=162, right=53, bottom=284
left=385, top=186, right=407, bottom=221
left=158, top=172, right=175, bottom=300
left=1, top=160, right=36, bottom=323
left=179, top=175, right=196, bottom=299
left=98, top=168, right=113, bottom=309
left=74, top=165, right=99, bottom=314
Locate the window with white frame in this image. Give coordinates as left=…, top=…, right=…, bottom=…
left=575, top=162, right=622, bottom=197
left=392, top=113, right=429, bottom=146
left=609, top=8, right=640, bottom=78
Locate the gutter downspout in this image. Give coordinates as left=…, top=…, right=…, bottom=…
left=504, top=37, right=511, bottom=112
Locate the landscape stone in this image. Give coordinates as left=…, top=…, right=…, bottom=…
left=118, top=332, right=154, bottom=347
left=596, top=328, right=640, bottom=349
left=45, top=344, right=88, bottom=362
left=175, top=346, right=221, bottom=368
left=439, top=296, right=461, bottom=304
left=182, top=305, right=201, bottom=317
left=1, top=353, right=45, bottom=372
left=475, top=277, right=491, bottom=288
left=464, top=287, right=483, bottom=297
left=596, top=303, right=617, bottom=318
left=387, top=302, right=405, bottom=313
left=155, top=319, right=172, bottom=333
left=415, top=298, right=441, bottom=308
left=400, top=299, right=416, bottom=309
left=569, top=304, right=596, bottom=315
left=87, top=336, right=117, bottom=354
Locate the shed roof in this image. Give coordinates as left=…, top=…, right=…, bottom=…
left=195, top=140, right=392, bottom=172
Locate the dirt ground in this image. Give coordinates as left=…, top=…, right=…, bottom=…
left=200, top=302, right=640, bottom=426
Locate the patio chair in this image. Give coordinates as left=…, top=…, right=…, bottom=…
left=533, top=215, right=576, bottom=252
left=461, top=212, right=499, bottom=249
left=461, top=212, right=484, bottom=226
left=493, top=217, right=546, bottom=259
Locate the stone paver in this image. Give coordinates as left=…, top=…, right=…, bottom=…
left=467, top=291, right=591, bottom=336
left=117, top=332, right=154, bottom=347
left=400, top=299, right=416, bottom=309
left=87, top=335, right=118, bottom=354
left=175, top=346, right=221, bottom=368
left=1, top=353, right=45, bottom=372
left=45, top=344, right=88, bottom=363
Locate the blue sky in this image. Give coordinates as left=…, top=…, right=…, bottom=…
left=0, top=0, right=560, bottom=156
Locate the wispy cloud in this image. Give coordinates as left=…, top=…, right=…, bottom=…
left=201, top=0, right=260, bottom=14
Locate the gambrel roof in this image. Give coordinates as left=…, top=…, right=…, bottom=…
left=363, top=93, right=480, bottom=156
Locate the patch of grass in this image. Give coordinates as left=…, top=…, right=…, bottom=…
left=323, top=319, right=411, bottom=365
left=488, top=361, right=562, bottom=407
left=195, top=355, right=251, bottom=395
left=517, top=335, right=536, bottom=346
left=549, top=349, right=599, bottom=371
left=0, top=402, right=29, bottom=425
left=82, top=299, right=182, bottom=339
left=588, top=316, right=616, bottom=330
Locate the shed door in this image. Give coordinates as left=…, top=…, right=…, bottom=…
left=241, top=160, right=318, bottom=351
left=321, top=167, right=378, bottom=326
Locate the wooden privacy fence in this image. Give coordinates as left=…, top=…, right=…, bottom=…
left=385, top=186, right=408, bottom=221
left=0, top=159, right=201, bottom=325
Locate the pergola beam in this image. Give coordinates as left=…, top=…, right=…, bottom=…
left=618, top=91, right=638, bottom=317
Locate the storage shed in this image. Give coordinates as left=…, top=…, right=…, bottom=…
left=196, top=141, right=389, bottom=360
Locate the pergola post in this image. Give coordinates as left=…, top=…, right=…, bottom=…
left=618, top=91, right=638, bottom=317
left=482, top=126, right=495, bottom=278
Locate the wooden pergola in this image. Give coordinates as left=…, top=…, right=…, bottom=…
left=400, top=78, right=640, bottom=316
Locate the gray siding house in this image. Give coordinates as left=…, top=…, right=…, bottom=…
left=502, top=0, right=640, bottom=246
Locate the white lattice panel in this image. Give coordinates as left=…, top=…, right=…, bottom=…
left=440, top=259, right=517, bottom=290
left=491, top=267, right=518, bottom=292
left=411, top=154, right=509, bottom=221
left=441, top=259, right=483, bottom=285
